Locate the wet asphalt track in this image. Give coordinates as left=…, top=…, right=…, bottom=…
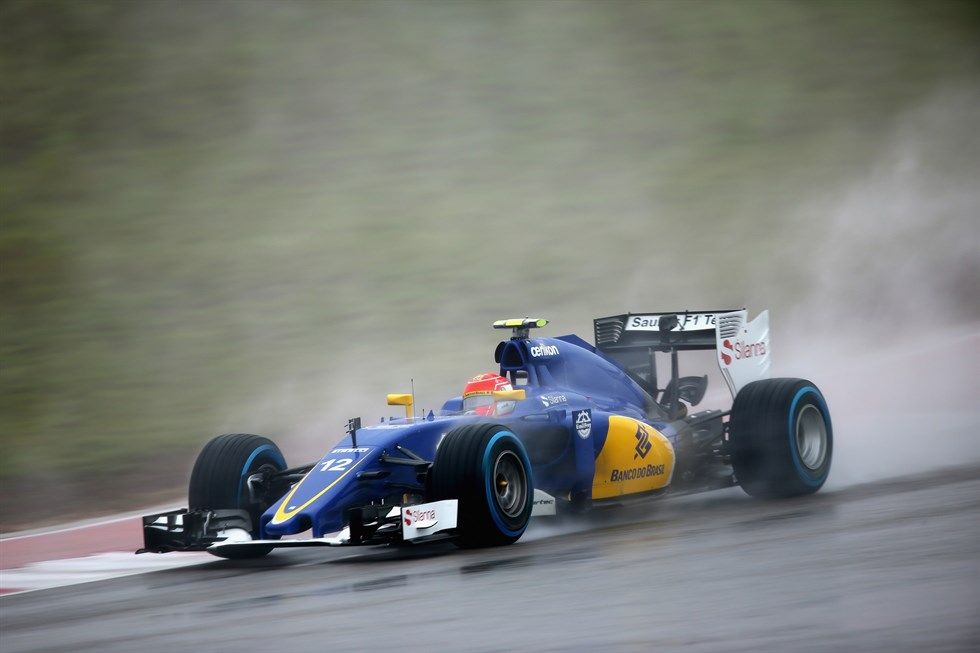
left=2, top=466, right=978, bottom=653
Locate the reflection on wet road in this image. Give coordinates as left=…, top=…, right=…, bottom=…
left=2, top=466, right=978, bottom=652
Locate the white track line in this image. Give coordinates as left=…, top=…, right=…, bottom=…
left=1, top=551, right=214, bottom=595
left=1, top=504, right=183, bottom=540
left=1, top=504, right=212, bottom=596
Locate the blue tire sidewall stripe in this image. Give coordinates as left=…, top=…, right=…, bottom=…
left=236, top=444, right=286, bottom=507
left=482, top=431, right=533, bottom=537
left=787, top=386, right=832, bottom=486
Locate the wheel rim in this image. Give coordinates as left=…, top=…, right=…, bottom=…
left=492, top=450, right=527, bottom=518
left=795, top=404, right=828, bottom=470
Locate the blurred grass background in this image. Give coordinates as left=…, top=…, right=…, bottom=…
left=2, top=0, right=978, bottom=528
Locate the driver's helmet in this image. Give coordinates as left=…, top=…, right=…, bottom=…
left=462, top=372, right=515, bottom=416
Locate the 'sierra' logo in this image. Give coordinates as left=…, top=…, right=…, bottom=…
left=540, top=393, right=567, bottom=407
left=721, top=339, right=733, bottom=366
left=634, top=423, right=652, bottom=459
left=403, top=507, right=437, bottom=527
left=721, top=337, right=766, bottom=366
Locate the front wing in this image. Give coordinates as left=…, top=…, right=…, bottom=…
left=138, top=490, right=557, bottom=555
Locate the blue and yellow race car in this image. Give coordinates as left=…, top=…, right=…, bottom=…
left=139, top=310, right=832, bottom=558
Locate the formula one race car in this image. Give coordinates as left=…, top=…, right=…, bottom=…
left=138, top=310, right=832, bottom=558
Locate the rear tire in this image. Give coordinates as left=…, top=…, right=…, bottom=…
left=729, top=378, right=832, bottom=498
left=430, top=423, right=534, bottom=547
left=189, top=433, right=287, bottom=558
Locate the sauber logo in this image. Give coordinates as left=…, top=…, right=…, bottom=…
left=403, top=507, right=438, bottom=528
left=627, top=314, right=716, bottom=331
left=634, top=423, right=653, bottom=459
left=720, top=338, right=767, bottom=366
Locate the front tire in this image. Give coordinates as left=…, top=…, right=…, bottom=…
left=729, top=378, right=832, bottom=498
left=430, top=423, right=534, bottom=547
left=189, top=433, right=287, bottom=558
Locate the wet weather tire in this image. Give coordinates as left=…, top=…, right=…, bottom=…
left=729, top=378, right=832, bottom=498
left=189, top=433, right=287, bottom=558
left=430, top=423, right=534, bottom=547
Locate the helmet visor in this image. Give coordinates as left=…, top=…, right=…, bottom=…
left=463, top=394, right=494, bottom=413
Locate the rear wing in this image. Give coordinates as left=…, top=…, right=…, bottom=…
left=593, top=309, right=771, bottom=398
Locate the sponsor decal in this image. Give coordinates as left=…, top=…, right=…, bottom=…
left=611, top=464, right=665, bottom=482
left=330, top=447, right=371, bottom=454
left=403, top=507, right=438, bottom=528
left=634, top=423, right=653, bottom=459
left=720, top=338, right=767, bottom=366
left=573, top=409, right=592, bottom=439
left=531, top=490, right=558, bottom=516
left=626, top=314, right=717, bottom=331
left=540, top=393, right=568, bottom=407
left=529, top=343, right=560, bottom=357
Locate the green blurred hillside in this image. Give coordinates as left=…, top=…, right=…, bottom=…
left=2, top=0, right=978, bottom=528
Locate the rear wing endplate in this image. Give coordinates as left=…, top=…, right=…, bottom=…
left=593, top=309, right=771, bottom=397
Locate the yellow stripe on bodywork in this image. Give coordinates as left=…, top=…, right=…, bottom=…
left=592, top=416, right=675, bottom=500
left=270, top=456, right=371, bottom=525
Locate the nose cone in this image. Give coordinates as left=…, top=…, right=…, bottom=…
left=262, top=445, right=379, bottom=537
